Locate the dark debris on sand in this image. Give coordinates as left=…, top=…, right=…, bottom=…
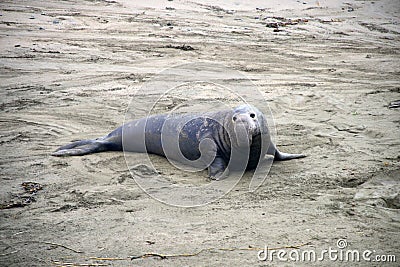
left=0, top=182, right=43, bottom=210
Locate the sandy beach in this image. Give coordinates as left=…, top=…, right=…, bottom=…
left=1, top=0, right=399, bottom=266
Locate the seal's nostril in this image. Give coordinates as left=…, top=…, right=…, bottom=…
left=250, top=113, right=256, bottom=119
left=232, top=116, right=237, bottom=121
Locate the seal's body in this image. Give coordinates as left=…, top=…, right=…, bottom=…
left=52, top=105, right=305, bottom=179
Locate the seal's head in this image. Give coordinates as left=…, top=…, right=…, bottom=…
left=230, top=104, right=262, bottom=148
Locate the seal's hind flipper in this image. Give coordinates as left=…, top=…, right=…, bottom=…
left=52, top=139, right=108, bottom=156
left=274, top=149, right=306, bottom=161
left=53, top=139, right=95, bottom=151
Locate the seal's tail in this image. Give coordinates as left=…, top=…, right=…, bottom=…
left=51, top=138, right=117, bottom=156
left=274, top=149, right=306, bottom=161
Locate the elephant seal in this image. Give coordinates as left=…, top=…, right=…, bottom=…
left=52, top=105, right=305, bottom=179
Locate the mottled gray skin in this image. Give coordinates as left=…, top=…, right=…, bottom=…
left=52, top=105, right=305, bottom=179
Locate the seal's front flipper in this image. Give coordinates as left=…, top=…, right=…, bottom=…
left=52, top=139, right=109, bottom=156
left=208, top=156, right=228, bottom=180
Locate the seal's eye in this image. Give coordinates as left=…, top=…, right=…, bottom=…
left=232, top=116, right=237, bottom=122
left=250, top=113, right=256, bottom=119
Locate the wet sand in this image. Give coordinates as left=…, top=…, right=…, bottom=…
left=0, top=0, right=399, bottom=266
